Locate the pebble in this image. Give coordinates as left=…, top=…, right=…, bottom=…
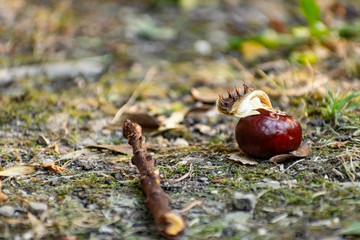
left=0, top=205, right=16, bottom=217
left=210, top=190, right=218, bottom=195
left=199, top=177, right=208, bottom=183
left=2, top=189, right=11, bottom=195
left=256, top=179, right=281, bottom=189
left=193, top=40, right=212, bottom=56
left=233, top=192, right=257, bottom=212
left=99, top=225, right=114, bottom=234
left=173, top=138, right=189, bottom=147
left=182, top=156, right=204, bottom=164
left=37, top=134, right=50, bottom=146
left=16, top=189, right=28, bottom=197
left=29, top=202, right=48, bottom=214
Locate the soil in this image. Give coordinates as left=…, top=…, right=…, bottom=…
left=0, top=1, right=359, bottom=239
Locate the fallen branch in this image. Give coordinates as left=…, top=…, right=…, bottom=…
left=123, top=120, right=185, bottom=238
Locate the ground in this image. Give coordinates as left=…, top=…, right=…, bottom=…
left=0, top=0, right=359, bottom=239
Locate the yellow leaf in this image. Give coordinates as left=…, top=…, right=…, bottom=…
left=240, top=41, right=268, bottom=62
left=0, top=165, right=36, bottom=177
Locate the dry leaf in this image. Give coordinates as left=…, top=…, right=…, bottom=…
left=227, top=153, right=259, bottom=165
left=0, top=181, right=9, bottom=203
left=329, top=141, right=349, bottom=149
left=212, top=178, right=230, bottom=183
left=42, top=164, right=68, bottom=174
left=126, top=112, right=161, bottom=131
left=0, top=165, right=36, bottom=176
left=269, top=142, right=311, bottom=163
left=53, top=142, right=60, bottom=154
left=86, top=144, right=133, bottom=155
left=191, top=87, right=218, bottom=103
left=28, top=212, right=47, bottom=238
left=240, top=41, right=269, bottom=62
left=162, top=112, right=185, bottom=129
left=185, top=104, right=214, bottom=115
left=194, top=124, right=212, bottom=135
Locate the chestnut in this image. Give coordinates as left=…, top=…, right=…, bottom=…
left=216, top=84, right=302, bottom=159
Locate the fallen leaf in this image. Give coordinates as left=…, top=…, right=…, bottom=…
left=194, top=124, right=213, bottom=135
left=86, top=144, right=133, bottom=155
left=126, top=112, right=161, bottom=131
left=162, top=112, right=185, bottom=129
left=191, top=87, right=218, bottom=103
left=212, top=178, right=230, bottom=183
left=53, top=142, right=60, bottom=154
left=42, top=164, right=68, bottom=174
left=269, top=142, right=311, bottom=163
left=28, top=212, right=47, bottom=238
left=185, top=104, right=214, bottom=115
left=227, top=153, right=258, bottom=165
left=329, top=141, right=349, bottom=149
left=2, top=218, right=29, bottom=225
left=0, top=165, right=36, bottom=177
left=13, top=150, right=22, bottom=163
left=240, top=41, right=269, bottom=62
left=0, top=181, right=9, bottom=203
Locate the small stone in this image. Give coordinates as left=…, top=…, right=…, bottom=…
left=210, top=190, right=218, bottom=195
left=99, top=225, right=114, bottom=234
left=173, top=138, right=189, bottom=147
left=0, top=205, right=16, bottom=217
left=2, top=189, right=11, bottom=195
left=29, top=202, right=48, bottom=214
left=194, top=40, right=212, bottom=56
left=233, top=192, right=257, bottom=212
left=114, top=172, right=122, bottom=180
left=183, top=156, right=204, bottom=164
left=256, top=179, right=281, bottom=189
left=16, top=189, right=28, bottom=197
left=37, top=135, right=50, bottom=146
left=177, top=160, right=188, bottom=166
left=199, top=177, right=208, bottom=183
left=258, top=227, right=267, bottom=236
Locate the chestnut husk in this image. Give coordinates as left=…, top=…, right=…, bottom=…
left=216, top=84, right=303, bottom=159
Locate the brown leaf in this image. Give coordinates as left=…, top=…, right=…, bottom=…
left=227, top=153, right=258, bottom=165
left=329, top=141, right=349, bottom=149
left=126, top=113, right=161, bottom=131
left=0, top=165, right=36, bottom=177
left=191, top=87, right=218, bottom=103
left=269, top=142, right=311, bottom=163
left=212, top=178, right=230, bottom=183
left=0, top=181, right=9, bottom=203
left=186, top=105, right=214, bottom=114
left=28, top=212, right=47, bottom=238
left=86, top=144, right=133, bottom=155
left=42, top=164, right=68, bottom=174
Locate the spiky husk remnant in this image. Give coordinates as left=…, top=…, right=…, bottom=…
left=216, top=84, right=252, bottom=116
left=217, top=84, right=274, bottom=118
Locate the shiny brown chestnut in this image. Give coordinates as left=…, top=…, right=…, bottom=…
left=216, top=84, right=302, bottom=159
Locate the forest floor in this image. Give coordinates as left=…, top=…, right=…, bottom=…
left=0, top=0, right=359, bottom=239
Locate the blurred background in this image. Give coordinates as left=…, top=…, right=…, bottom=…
left=0, top=1, right=360, bottom=239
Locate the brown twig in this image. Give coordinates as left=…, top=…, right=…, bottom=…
left=122, top=120, right=186, bottom=238
left=179, top=200, right=202, bottom=214
left=167, top=163, right=193, bottom=183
